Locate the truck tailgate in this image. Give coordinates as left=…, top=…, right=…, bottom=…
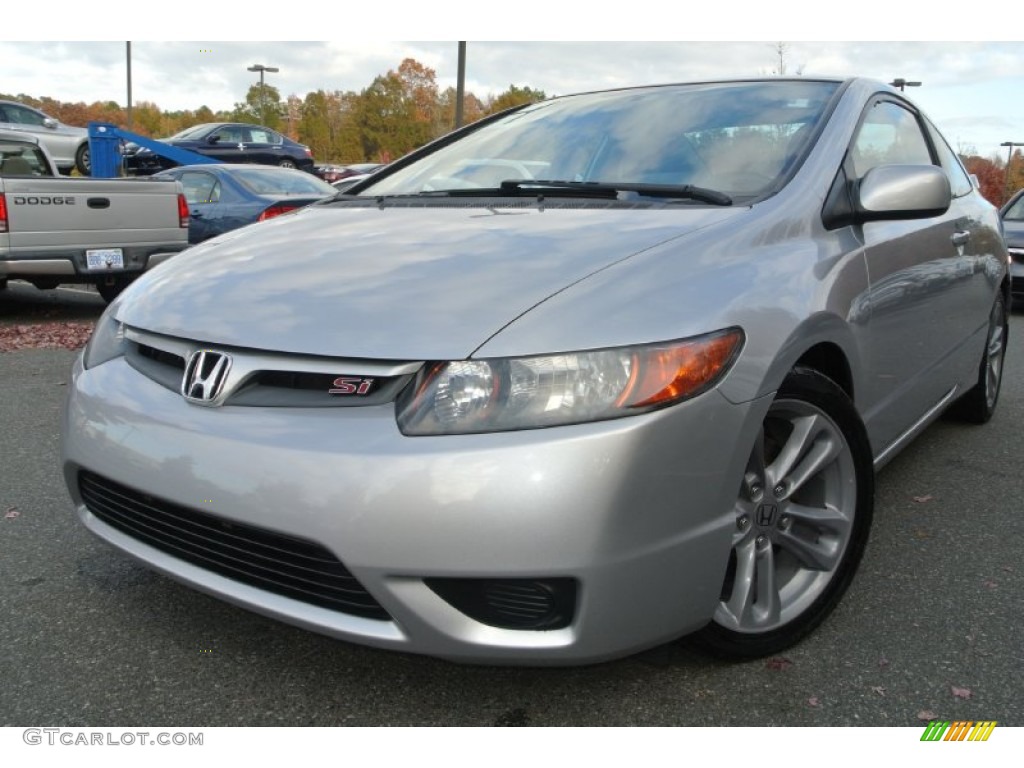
left=3, top=177, right=187, bottom=250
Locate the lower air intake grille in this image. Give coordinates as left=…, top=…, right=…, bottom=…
left=78, top=471, right=389, bottom=620
left=426, top=577, right=577, bottom=630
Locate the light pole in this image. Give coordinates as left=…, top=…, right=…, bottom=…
left=889, top=78, right=922, bottom=92
left=455, top=42, right=466, bottom=129
left=1001, top=141, right=1024, bottom=202
left=247, top=64, right=279, bottom=125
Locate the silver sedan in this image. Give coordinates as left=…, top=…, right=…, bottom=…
left=61, top=77, right=1009, bottom=664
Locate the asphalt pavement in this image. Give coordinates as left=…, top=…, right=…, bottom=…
left=0, top=284, right=1021, bottom=726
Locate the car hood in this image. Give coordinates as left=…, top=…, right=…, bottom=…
left=119, top=203, right=743, bottom=360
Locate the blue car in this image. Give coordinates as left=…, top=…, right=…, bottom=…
left=153, top=164, right=336, bottom=244
left=125, top=122, right=315, bottom=175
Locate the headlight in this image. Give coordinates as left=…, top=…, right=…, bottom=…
left=83, top=303, right=126, bottom=369
left=396, top=328, right=744, bottom=435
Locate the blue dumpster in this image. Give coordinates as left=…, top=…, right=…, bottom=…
left=87, top=123, right=124, bottom=178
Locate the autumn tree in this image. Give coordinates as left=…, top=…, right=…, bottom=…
left=436, top=87, right=485, bottom=134
left=961, top=154, right=1005, bottom=207
left=485, top=85, right=547, bottom=115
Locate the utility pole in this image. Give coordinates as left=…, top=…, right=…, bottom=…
left=126, top=42, right=132, bottom=130
left=455, top=42, right=466, bottom=129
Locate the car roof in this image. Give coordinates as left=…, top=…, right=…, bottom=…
left=159, top=163, right=301, bottom=174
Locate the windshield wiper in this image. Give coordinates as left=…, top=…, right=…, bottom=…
left=499, top=179, right=733, bottom=206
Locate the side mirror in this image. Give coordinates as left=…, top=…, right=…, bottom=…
left=856, top=165, right=951, bottom=222
left=208, top=135, right=221, bottom=144
left=43, top=117, right=58, bottom=130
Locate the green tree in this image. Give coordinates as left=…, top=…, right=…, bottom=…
left=233, top=83, right=282, bottom=129
left=354, top=71, right=431, bottom=162
left=485, top=85, right=546, bottom=115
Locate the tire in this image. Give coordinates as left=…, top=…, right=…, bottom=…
left=277, top=159, right=297, bottom=169
left=75, top=143, right=91, bottom=176
left=691, top=367, right=874, bottom=659
left=949, top=293, right=1008, bottom=424
left=96, top=276, right=135, bottom=304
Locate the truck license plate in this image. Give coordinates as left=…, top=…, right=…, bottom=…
left=85, top=249, right=124, bottom=271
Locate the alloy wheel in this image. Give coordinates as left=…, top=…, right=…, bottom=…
left=714, top=398, right=857, bottom=634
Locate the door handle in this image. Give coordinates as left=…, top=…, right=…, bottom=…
left=951, top=231, right=970, bottom=247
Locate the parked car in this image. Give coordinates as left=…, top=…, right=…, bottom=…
left=315, top=163, right=385, bottom=183
left=0, top=99, right=90, bottom=175
left=152, top=164, right=336, bottom=244
left=1000, top=188, right=1024, bottom=307
left=1, top=130, right=189, bottom=302
left=331, top=173, right=371, bottom=192
left=62, top=78, right=1009, bottom=664
left=123, top=123, right=315, bottom=175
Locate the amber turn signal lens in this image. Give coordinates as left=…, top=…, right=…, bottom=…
left=621, top=329, right=744, bottom=409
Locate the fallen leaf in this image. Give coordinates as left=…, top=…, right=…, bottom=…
left=765, top=657, right=793, bottom=671
left=808, top=697, right=821, bottom=707
left=1001, top=566, right=1013, bottom=573
left=870, top=686, right=886, bottom=696
left=912, top=495, right=934, bottom=503
left=4, top=507, right=19, bottom=520
left=983, top=580, right=997, bottom=589
left=917, top=710, right=938, bottom=722
left=912, top=529, right=931, bottom=540
left=0, top=322, right=95, bottom=352
left=951, top=686, right=972, bottom=700
left=878, top=656, right=890, bottom=669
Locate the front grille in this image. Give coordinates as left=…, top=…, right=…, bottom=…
left=78, top=471, right=389, bottom=620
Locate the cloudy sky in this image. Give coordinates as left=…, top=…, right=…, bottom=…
left=3, top=4, right=1021, bottom=157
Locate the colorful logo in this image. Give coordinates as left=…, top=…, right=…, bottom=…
left=921, top=721, right=997, bottom=741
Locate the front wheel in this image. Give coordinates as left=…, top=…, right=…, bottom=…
left=691, top=367, right=874, bottom=659
left=277, top=159, right=297, bottom=169
left=75, top=143, right=91, bottom=176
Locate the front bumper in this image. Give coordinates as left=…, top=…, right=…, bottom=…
left=61, top=352, right=767, bottom=664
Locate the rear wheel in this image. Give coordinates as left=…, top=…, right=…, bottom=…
left=96, top=276, right=135, bottom=304
left=277, top=159, right=297, bottom=169
left=691, top=367, right=873, bottom=659
left=75, top=143, right=91, bottom=176
left=949, top=293, right=1007, bottom=424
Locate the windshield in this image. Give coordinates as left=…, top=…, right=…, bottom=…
left=1005, top=193, right=1024, bottom=221
left=232, top=168, right=336, bottom=196
left=364, top=81, right=840, bottom=200
left=168, top=124, right=220, bottom=140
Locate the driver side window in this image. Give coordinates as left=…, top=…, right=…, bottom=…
left=850, top=101, right=932, bottom=178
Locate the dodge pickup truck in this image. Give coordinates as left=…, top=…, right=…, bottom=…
left=1, top=130, right=189, bottom=302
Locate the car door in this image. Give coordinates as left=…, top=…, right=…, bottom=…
left=851, top=97, right=990, bottom=452
left=244, top=128, right=278, bottom=165
left=203, top=126, right=248, bottom=164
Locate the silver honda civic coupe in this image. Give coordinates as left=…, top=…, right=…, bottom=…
left=61, top=78, right=1009, bottom=664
